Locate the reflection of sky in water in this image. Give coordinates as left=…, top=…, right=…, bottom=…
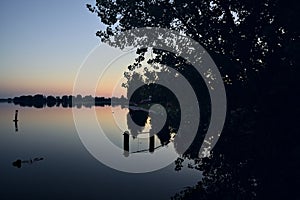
left=96, top=106, right=162, bottom=153
left=0, top=104, right=201, bottom=200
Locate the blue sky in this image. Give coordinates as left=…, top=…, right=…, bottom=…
left=0, top=0, right=106, bottom=97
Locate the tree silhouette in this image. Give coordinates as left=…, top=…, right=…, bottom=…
left=88, top=0, right=299, bottom=199
left=87, top=0, right=298, bottom=89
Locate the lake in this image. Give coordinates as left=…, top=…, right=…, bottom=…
left=0, top=103, right=201, bottom=200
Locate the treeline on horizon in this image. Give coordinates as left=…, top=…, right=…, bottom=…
left=0, top=94, right=127, bottom=108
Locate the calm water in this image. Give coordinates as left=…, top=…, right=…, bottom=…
left=0, top=103, right=201, bottom=200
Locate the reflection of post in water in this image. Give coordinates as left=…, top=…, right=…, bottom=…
left=123, top=131, right=130, bottom=157
left=149, top=134, right=155, bottom=153
left=13, top=110, right=19, bottom=132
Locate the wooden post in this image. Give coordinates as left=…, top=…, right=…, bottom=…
left=13, top=110, right=18, bottom=132
left=123, top=131, right=130, bottom=157
left=149, top=135, right=155, bottom=153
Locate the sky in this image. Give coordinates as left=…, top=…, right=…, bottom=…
left=0, top=0, right=128, bottom=98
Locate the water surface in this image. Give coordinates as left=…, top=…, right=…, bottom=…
left=0, top=104, right=201, bottom=200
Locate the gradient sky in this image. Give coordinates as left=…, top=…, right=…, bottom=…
left=0, top=0, right=120, bottom=97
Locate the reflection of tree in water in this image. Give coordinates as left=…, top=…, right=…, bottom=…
left=126, top=79, right=299, bottom=199
left=127, top=83, right=180, bottom=146
left=173, top=138, right=259, bottom=199
left=171, top=108, right=261, bottom=199
left=126, top=81, right=261, bottom=199
left=172, top=102, right=300, bottom=199
left=172, top=155, right=258, bottom=200
left=127, top=109, right=148, bottom=138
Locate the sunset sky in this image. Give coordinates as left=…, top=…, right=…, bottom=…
left=0, top=0, right=129, bottom=98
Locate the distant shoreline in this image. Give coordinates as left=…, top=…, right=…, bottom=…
left=0, top=98, right=12, bottom=103
left=0, top=94, right=128, bottom=108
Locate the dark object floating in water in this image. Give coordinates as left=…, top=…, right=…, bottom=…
left=12, top=159, right=22, bottom=168
left=12, top=157, right=44, bottom=168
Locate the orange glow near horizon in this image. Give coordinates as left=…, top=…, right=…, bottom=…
left=1, top=77, right=74, bottom=97
left=96, top=71, right=127, bottom=98
left=71, top=45, right=135, bottom=98
left=0, top=65, right=128, bottom=98
left=0, top=40, right=135, bottom=98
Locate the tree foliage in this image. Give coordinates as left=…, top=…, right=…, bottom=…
left=88, top=0, right=298, bottom=90
left=87, top=0, right=299, bottom=199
